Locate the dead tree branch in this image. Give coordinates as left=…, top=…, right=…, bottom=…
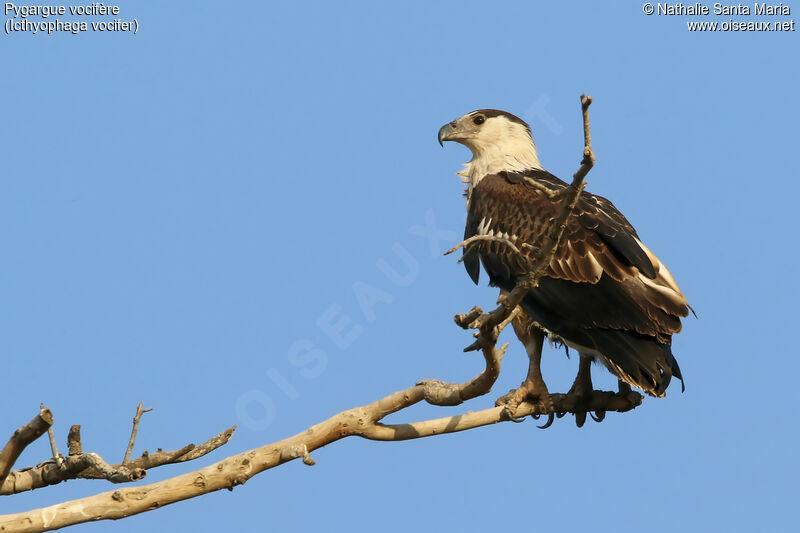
left=0, top=95, right=605, bottom=532
left=0, top=408, right=53, bottom=489
left=0, top=384, right=639, bottom=532
left=1, top=419, right=235, bottom=496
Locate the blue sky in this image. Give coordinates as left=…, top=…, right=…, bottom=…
left=2, top=1, right=798, bottom=531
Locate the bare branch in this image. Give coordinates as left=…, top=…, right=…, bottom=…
left=0, top=385, right=639, bottom=532
left=123, top=426, right=236, bottom=469
left=0, top=408, right=53, bottom=489
left=0, top=426, right=236, bottom=496
left=83, top=453, right=146, bottom=483
left=361, top=389, right=641, bottom=441
left=123, top=402, right=152, bottom=464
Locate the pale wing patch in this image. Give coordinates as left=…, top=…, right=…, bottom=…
left=573, top=241, right=603, bottom=282
left=551, top=240, right=604, bottom=282
left=584, top=251, right=603, bottom=282
left=634, top=238, right=687, bottom=306
left=562, top=243, right=581, bottom=280
left=639, top=272, right=689, bottom=309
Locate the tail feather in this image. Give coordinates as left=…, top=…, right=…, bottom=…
left=665, top=344, right=685, bottom=392
left=580, top=328, right=683, bottom=397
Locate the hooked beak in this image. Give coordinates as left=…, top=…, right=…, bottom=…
left=438, top=121, right=457, bottom=147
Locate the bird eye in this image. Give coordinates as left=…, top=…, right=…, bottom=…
left=473, top=115, right=485, bottom=125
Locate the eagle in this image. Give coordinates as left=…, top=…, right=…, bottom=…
left=438, top=109, right=690, bottom=418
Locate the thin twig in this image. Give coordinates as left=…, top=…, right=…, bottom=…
left=573, top=94, right=595, bottom=183
left=40, top=403, right=62, bottom=468
left=123, top=402, right=152, bottom=464
left=520, top=176, right=562, bottom=198
left=444, top=234, right=525, bottom=258
left=171, top=426, right=236, bottom=463
left=496, top=303, right=523, bottom=333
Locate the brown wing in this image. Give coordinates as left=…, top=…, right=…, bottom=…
left=464, top=170, right=689, bottom=341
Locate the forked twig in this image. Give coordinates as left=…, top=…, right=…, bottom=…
left=123, top=402, right=153, bottom=464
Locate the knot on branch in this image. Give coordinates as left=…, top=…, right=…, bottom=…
left=280, top=444, right=315, bottom=466
left=417, top=380, right=463, bottom=406
left=77, top=453, right=147, bottom=483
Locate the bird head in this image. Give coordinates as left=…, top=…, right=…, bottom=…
left=438, top=109, right=543, bottom=179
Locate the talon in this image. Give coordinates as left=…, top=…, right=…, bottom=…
left=501, top=405, right=526, bottom=423
left=590, top=410, right=605, bottom=423
left=567, top=354, right=594, bottom=429
left=556, top=411, right=567, bottom=418
left=536, top=412, right=555, bottom=429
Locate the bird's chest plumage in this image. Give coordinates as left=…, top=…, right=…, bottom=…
left=474, top=174, right=557, bottom=235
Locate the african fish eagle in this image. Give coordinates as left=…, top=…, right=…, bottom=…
left=438, top=109, right=690, bottom=413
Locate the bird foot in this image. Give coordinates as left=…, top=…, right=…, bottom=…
left=567, top=379, right=604, bottom=428
left=495, top=377, right=554, bottom=428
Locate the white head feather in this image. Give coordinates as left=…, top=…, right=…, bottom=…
left=439, top=110, right=543, bottom=203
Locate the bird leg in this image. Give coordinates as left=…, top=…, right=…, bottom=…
left=615, top=379, right=638, bottom=408
left=495, top=311, right=553, bottom=427
left=567, top=353, right=596, bottom=427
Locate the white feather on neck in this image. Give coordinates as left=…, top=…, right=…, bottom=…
left=455, top=119, right=544, bottom=205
